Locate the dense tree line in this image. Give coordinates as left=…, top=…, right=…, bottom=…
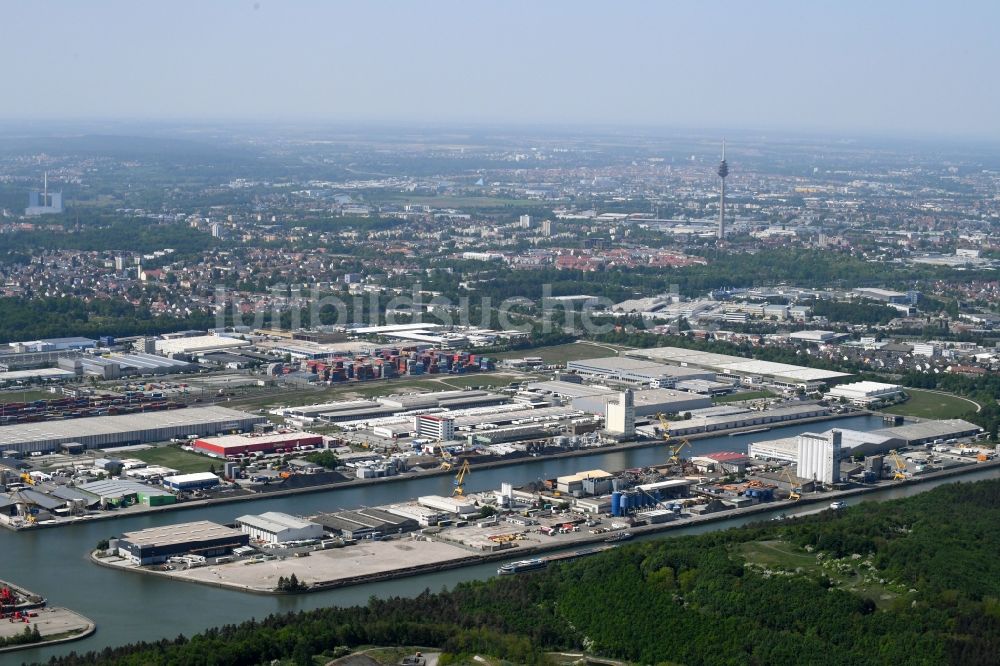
left=808, top=299, right=900, bottom=325
left=0, top=297, right=217, bottom=343
left=42, top=479, right=1000, bottom=666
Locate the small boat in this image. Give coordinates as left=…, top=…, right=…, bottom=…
left=605, top=531, right=634, bottom=544
left=733, top=427, right=771, bottom=436
left=829, top=501, right=846, bottom=510
left=497, top=558, right=547, bottom=576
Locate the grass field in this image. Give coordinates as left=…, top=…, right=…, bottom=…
left=880, top=388, right=977, bottom=419
left=493, top=341, right=625, bottom=364
left=0, top=389, right=59, bottom=404
left=131, top=445, right=220, bottom=474
left=713, top=390, right=775, bottom=404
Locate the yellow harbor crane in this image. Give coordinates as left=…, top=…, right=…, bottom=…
left=440, top=449, right=455, bottom=471
left=452, top=459, right=471, bottom=497
left=657, top=413, right=691, bottom=467
left=782, top=466, right=802, bottom=501
left=888, top=450, right=908, bottom=481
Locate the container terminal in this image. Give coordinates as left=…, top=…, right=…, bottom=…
left=90, top=421, right=999, bottom=594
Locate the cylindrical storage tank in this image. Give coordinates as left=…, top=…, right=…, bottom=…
left=611, top=491, right=622, bottom=517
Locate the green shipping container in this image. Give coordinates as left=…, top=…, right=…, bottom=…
left=139, top=493, right=176, bottom=507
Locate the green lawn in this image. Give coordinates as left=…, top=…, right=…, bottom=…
left=493, top=341, right=625, bottom=364
left=712, top=390, right=775, bottom=404
left=131, top=445, right=220, bottom=474
left=880, top=388, right=977, bottom=419
left=0, top=389, right=59, bottom=404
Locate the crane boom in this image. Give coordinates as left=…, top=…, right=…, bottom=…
left=452, top=459, right=471, bottom=496
left=888, top=450, right=907, bottom=481
left=657, top=412, right=692, bottom=468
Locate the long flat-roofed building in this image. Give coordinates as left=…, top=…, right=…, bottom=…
left=871, top=419, right=982, bottom=446
left=626, top=347, right=850, bottom=391
left=155, top=335, right=251, bottom=356
left=0, top=406, right=265, bottom=454
left=748, top=428, right=905, bottom=462
left=193, top=430, right=324, bottom=457
left=566, top=356, right=715, bottom=388
left=117, top=520, right=249, bottom=565
left=314, top=507, right=419, bottom=540
left=650, top=403, right=831, bottom=437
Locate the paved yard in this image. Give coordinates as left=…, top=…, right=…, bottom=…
left=174, top=538, right=472, bottom=591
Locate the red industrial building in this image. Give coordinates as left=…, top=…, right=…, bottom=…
left=193, top=431, right=324, bottom=457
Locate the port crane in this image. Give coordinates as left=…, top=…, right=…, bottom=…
left=888, top=450, right=907, bottom=481
left=440, top=449, right=456, bottom=471
left=657, top=413, right=691, bottom=468
left=781, top=466, right=802, bottom=500
left=452, top=459, right=471, bottom=496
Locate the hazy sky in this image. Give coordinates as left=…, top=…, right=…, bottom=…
left=3, top=1, right=999, bottom=137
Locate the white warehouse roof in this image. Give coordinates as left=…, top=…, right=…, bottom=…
left=628, top=347, right=850, bottom=383
left=236, top=511, right=318, bottom=533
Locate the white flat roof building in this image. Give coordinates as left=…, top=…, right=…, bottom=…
left=235, top=511, right=324, bottom=544
left=0, top=406, right=265, bottom=454
left=418, top=494, right=479, bottom=516
left=154, top=335, right=251, bottom=356
left=827, top=381, right=903, bottom=406
left=627, top=347, right=850, bottom=389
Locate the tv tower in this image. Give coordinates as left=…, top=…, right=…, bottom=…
left=717, top=140, right=729, bottom=239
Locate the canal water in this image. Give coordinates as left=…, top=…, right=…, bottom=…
left=5, top=415, right=996, bottom=664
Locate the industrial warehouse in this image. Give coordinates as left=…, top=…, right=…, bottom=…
left=625, top=346, right=852, bottom=391
left=116, top=521, right=249, bottom=565
left=0, top=406, right=266, bottom=454
left=193, top=431, right=325, bottom=457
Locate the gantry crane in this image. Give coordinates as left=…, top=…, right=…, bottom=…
left=888, top=450, right=907, bottom=481
left=452, top=459, right=471, bottom=497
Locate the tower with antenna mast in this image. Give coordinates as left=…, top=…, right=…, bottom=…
left=25, top=171, right=63, bottom=216
left=717, top=140, right=729, bottom=239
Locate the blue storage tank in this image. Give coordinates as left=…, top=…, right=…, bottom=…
left=611, top=492, right=622, bottom=517
left=620, top=493, right=630, bottom=514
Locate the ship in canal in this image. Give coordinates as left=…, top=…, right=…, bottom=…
left=497, top=558, right=547, bottom=575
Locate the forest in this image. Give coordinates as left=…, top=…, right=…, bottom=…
left=41, top=479, right=1000, bottom=666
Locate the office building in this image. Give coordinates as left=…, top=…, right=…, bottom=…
left=413, top=414, right=455, bottom=441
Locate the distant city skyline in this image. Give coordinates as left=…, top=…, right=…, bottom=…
left=2, top=1, right=1000, bottom=138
